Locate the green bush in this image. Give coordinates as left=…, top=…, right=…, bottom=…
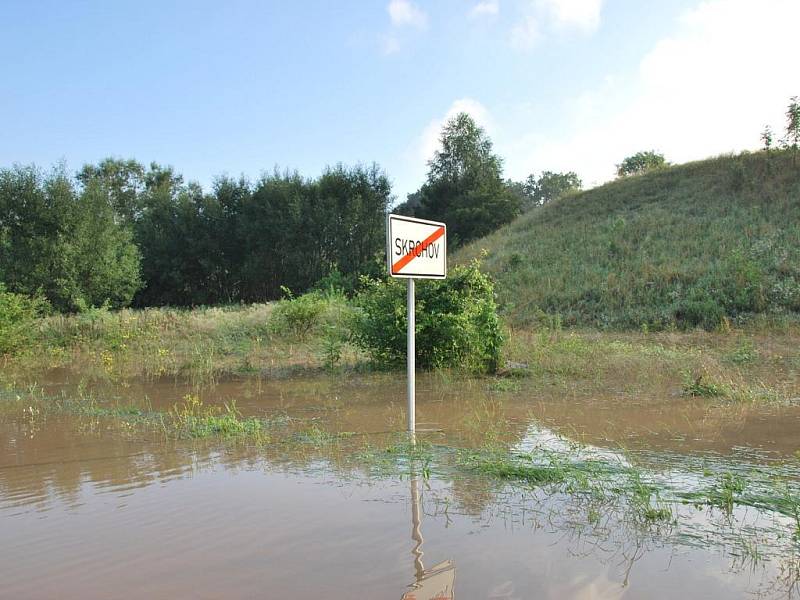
left=269, top=287, right=354, bottom=342
left=674, top=288, right=725, bottom=330
left=269, top=288, right=328, bottom=339
left=352, top=261, right=504, bottom=373
left=616, top=150, right=668, bottom=177
left=0, top=284, right=49, bottom=354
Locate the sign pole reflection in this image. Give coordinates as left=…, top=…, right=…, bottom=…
left=401, top=473, right=455, bottom=600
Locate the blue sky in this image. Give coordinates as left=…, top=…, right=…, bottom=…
left=2, top=0, right=798, bottom=204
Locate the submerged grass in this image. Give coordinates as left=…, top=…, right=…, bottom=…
left=2, top=387, right=271, bottom=443
left=352, top=430, right=800, bottom=540
left=458, top=450, right=568, bottom=486
left=4, top=383, right=800, bottom=564
left=169, top=395, right=266, bottom=440
left=455, top=447, right=674, bottom=524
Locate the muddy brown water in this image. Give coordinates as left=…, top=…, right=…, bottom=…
left=30, top=369, right=800, bottom=456
left=2, top=372, right=800, bottom=598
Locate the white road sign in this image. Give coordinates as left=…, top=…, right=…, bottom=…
left=386, top=214, right=448, bottom=432
left=387, top=214, right=447, bottom=279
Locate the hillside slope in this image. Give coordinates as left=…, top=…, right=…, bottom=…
left=457, top=151, right=800, bottom=329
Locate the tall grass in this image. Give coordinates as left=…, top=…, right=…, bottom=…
left=457, top=150, right=800, bottom=330
left=2, top=295, right=360, bottom=382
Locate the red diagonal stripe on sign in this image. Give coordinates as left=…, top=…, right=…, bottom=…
left=392, top=226, right=445, bottom=274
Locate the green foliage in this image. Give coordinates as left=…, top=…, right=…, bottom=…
left=522, top=170, right=582, bottom=208
left=784, top=96, right=800, bottom=161
left=681, top=370, right=727, bottom=397
left=0, top=284, right=49, bottom=354
left=427, top=113, right=501, bottom=182
left=72, top=181, right=142, bottom=308
left=457, top=151, right=800, bottom=330
left=352, top=261, right=504, bottom=373
left=408, top=113, right=521, bottom=246
left=725, top=340, right=758, bottom=365
left=460, top=451, right=566, bottom=484
left=270, top=288, right=329, bottom=339
left=616, top=150, right=668, bottom=177
left=170, top=394, right=265, bottom=440
left=709, top=473, right=746, bottom=515
left=269, top=287, right=355, bottom=346
left=312, top=268, right=352, bottom=296
left=113, top=162, right=391, bottom=306
left=674, top=288, right=725, bottom=330
left=761, top=125, right=774, bottom=152
left=318, top=324, right=346, bottom=371
left=77, top=158, right=146, bottom=223
left=0, top=165, right=141, bottom=311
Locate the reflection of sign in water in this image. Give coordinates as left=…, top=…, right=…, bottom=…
left=401, top=559, right=455, bottom=600
left=401, top=476, right=455, bottom=600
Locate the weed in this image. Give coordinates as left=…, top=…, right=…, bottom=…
left=704, top=472, right=747, bottom=515
left=726, top=340, right=759, bottom=365
left=458, top=450, right=566, bottom=486
left=629, top=471, right=672, bottom=523
left=681, top=369, right=727, bottom=397
left=293, top=424, right=337, bottom=447
left=318, top=324, right=346, bottom=371
left=487, top=378, right=520, bottom=392
left=0, top=285, right=49, bottom=354
left=422, top=460, right=432, bottom=481
left=169, top=395, right=265, bottom=440
left=8, top=384, right=800, bottom=553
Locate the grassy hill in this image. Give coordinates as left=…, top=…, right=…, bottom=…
left=457, top=150, right=800, bottom=330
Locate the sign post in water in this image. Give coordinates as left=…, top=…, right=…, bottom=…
left=387, top=214, right=447, bottom=433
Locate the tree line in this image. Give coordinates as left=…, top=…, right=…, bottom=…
left=0, top=161, right=391, bottom=311
left=0, top=112, right=591, bottom=312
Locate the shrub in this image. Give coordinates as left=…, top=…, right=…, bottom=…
left=312, top=268, right=352, bottom=296
left=269, top=288, right=328, bottom=339
left=269, top=287, right=354, bottom=341
left=616, top=150, right=668, bottom=177
left=674, top=288, right=725, bottom=330
left=0, top=284, right=49, bottom=354
left=352, top=261, right=504, bottom=373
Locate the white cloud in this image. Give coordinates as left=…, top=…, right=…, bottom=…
left=503, top=0, right=800, bottom=186
left=469, top=0, right=500, bottom=18
left=387, top=0, right=428, bottom=29
left=509, top=0, right=602, bottom=51
left=417, top=98, right=493, bottom=163
left=510, top=15, right=540, bottom=50
left=539, top=0, right=602, bottom=32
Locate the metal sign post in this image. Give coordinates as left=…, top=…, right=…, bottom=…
left=387, top=214, right=447, bottom=434
left=407, top=278, right=415, bottom=432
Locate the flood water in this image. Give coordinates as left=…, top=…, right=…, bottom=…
left=3, top=372, right=800, bottom=598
